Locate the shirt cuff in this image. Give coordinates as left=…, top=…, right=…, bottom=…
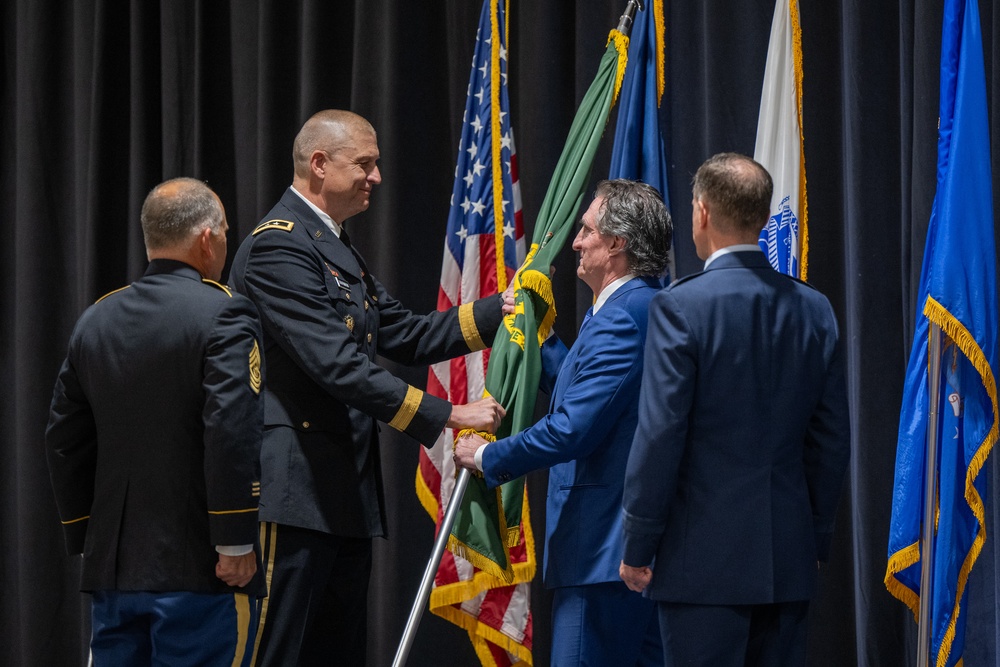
left=474, top=444, right=487, bottom=472
left=216, top=544, right=253, bottom=556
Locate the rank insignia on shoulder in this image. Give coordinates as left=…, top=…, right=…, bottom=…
left=345, top=315, right=355, bottom=332
left=249, top=340, right=262, bottom=394
left=252, top=219, right=295, bottom=236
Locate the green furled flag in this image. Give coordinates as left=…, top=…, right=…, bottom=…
left=448, top=27, right=631, bottom=581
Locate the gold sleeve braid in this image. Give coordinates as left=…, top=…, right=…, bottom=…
left=389, top=385, right=424, bottom=432
left=458, top=302, right=487, bottom=352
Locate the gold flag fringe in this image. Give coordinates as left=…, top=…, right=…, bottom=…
left=884, top=295, right=999, bottom=667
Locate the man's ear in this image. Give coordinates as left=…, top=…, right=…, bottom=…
left=608, top=234, right=627, bottom=254
left=694, top=198, right=709, bottom=229
left=199, top=226, right=215, bottom=259
left=310, top=150, right=328, bottom=178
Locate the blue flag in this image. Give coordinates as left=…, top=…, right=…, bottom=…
left=885, top=1, right=999, bottom=665
left=608, top=0, right=670, bottom=279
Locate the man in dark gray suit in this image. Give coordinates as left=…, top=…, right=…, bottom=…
left=620, top=153, right=851, bottom=666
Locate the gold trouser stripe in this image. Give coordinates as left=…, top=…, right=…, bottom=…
left=458, top=302, right=486, bottom=352
left=388, top=385, right=423, bottom=432
left=208, top=507, right=259, bottom=515
left=231, top=593, right=251, bottom=667
left=250, top=522, right=278, bottom=666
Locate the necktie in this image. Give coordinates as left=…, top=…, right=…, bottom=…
left=579, top=307, right=594, bottom=334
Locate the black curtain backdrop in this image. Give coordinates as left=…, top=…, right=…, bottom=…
left=5, top=0, right=1000, bottom=665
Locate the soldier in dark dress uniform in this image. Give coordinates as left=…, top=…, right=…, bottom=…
left=46, top=178, right=266, bottom=666
left=229, top=109, right=510, bottom=666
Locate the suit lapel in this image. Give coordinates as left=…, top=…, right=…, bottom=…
left=550, top=278, right=654, bottom=408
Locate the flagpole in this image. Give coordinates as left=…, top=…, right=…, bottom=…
left=916, top=322, right=943, bottom=667
left=616, top=0, right=642, bottom=33
left=393, top=467, right=472, bottom=667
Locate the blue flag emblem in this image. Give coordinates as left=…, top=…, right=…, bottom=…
left=758, top=194, right=799, bottom=276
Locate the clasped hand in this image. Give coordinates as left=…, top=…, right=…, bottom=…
left=619, top=561, right=653, bottom=593
left=453, top=432, right=489, bottom=471
left=447, top=396, right=505, bottom=434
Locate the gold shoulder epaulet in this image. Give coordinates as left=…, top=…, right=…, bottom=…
left=95, top=285, right=130, bottom=304
left=252, top=219, right=295, bottom=235
left=202, top=279, right=233, bottom=296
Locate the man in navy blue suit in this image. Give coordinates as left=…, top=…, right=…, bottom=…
left=455, top=179, right=671, bottom=667
left=620, top=153, right=851, bottom=666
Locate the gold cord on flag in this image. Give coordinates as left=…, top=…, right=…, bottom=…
left=491, top=0, right=508, bottom=293
left=790, top=0, right=809, bottom=280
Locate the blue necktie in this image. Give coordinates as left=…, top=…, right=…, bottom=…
left=579, top=307, right=594, bottom=334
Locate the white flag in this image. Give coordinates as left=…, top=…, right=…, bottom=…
left=754, top=0, right=808, bottom=279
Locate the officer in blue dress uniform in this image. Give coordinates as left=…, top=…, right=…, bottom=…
left=620, top=154, right=850, bottom=666
left=46, top=178, right=266, bottom=666
left=229, top=109, right=510, bottom=666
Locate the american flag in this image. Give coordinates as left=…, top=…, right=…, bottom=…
left=415, top=1, right=533, bottom=665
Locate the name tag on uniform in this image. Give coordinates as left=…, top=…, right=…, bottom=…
left=326, top=263, right=353, bottom=293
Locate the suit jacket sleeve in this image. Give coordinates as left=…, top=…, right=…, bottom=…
left=202, top=295, right=264, bottom=546
left=803, top=307, right=851, bottom=561
left=45, top=325, right=98, bottom=555
left=483, top=309, right=643, bottom=488
left=621, top=289, right=696, bottom=567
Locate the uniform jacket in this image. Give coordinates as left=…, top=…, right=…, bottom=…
left=622, top=251, right=851, bottom=605
left=229, top=188, right=504, bottom=538
left=46, top=260, right=265, bottom=596
left=484, top=276, right=659, bottom=588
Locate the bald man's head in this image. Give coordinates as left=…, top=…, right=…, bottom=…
left=292, top=110, right=376, bottom=179
left=140, top=177, right=225, bottom=251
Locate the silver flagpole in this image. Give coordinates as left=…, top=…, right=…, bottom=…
left=916, top=322, right=943, bottom=667
left=392, top=467, right=472, bottom=667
